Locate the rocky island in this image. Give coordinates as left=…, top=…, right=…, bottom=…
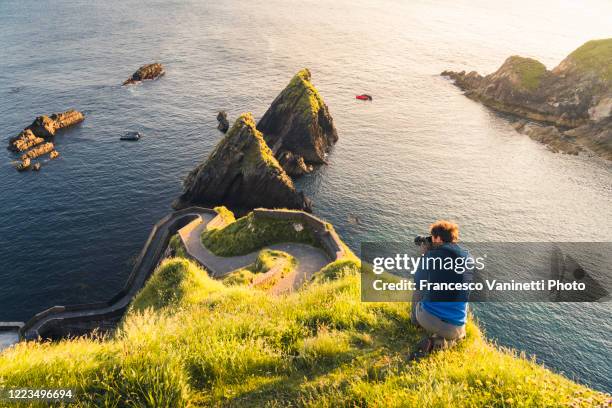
left=122, top=63, right=165, bottom=85
left=442, top=39, right=612, bottom=160
left=257, top=68, right=338, bottom=176
left=173, top=113, right=311, bottom=213
left=8, top=110, right=84, bottom=171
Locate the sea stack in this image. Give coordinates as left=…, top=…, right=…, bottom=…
left=257, top=68, right=338, bottom=176
left=173, top=113, right=312, bottom=213
left=123, top=63, right=165, bottom=85
left=442, top=38, right=612, bottom=160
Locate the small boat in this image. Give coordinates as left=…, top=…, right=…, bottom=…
left=356, top=94, right=372, bottom=101
left=120, top=131, right=141, bottom=141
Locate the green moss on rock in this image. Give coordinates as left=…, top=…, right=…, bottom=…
left=564, top=38, right=612, bottom=81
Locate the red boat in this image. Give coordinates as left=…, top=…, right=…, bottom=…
left=356, top=94, right=372, bottom=101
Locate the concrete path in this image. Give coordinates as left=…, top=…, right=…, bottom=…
left=179, top=217, right=330, bottom=294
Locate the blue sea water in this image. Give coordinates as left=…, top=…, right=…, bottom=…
left=0, top=0, right=611, bottom=392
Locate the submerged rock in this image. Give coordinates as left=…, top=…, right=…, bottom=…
left=173, top=113, right=311, bottom=212
left=123, top=63, right=165, bottom=85
left=217, top=111, right=230, bottom=133
left=257, top=69, right=338, bottom=176
left=443, top=39, right=612, bottom=159
left=31, top=163, right=41, bottom=171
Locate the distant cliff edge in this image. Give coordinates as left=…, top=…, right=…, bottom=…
left=443, top=39, right=612, bottom=160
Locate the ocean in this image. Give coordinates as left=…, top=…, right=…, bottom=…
left=0, top=0, right=610, bottom=392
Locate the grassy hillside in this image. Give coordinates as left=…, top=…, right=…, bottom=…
left=0, top=254, right=608, bottom=407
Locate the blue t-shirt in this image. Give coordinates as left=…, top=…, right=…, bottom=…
left=413, top=243, right=472, bottom=326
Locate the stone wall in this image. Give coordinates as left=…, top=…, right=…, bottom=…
left=252, top=208, right=346, bottom=260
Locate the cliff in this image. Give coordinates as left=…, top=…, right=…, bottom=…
left=173, top=113, right=311, bottom=212
left=443, top=39, right=612, bottom=159
left=257, top=69, right=338, bottom=176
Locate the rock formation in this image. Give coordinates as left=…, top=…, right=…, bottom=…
left=443, top=39, right=612, bottom=159
left=16, top=158, right=31, bottom=171
left=8, top=129, right=44, bottom=152
left=31, top=163, right=41, bottom=171
left=173, top=113, right=311, bottom=212
left=123, top=63, right=165, bottom=85
left=217, top=111, right=230, bottom=133
left=50, top=150, right=60, bottom=159
left=26, top=110, right=85, bottom=139
left=8, top=110, right=84, bottom=151
left=21, top=142, right=54, bottom=160
left=257, top=69, right=338, bottom=176
left=8, top=110, right=83, bottom=171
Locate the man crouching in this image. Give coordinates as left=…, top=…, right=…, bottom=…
left=411, top=220, right=472, bottom=357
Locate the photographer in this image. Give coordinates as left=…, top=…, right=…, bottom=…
left=411, top=220, right=472, bottom=353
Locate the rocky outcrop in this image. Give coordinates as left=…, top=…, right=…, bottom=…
left=8, top=110, right=84, bottom=151
left=257, top=69, right=338, bottom=176
left=217, top=111, right=230, bottom=133
left=443, top=39, right=612, bottom=159
left=173, top=113, right=311, bottom=213
left=8, top=110, right=83, bottom=171
left=21, top=142, right=54, bottom=160
left=16, top=158, right=31, bottom=171
left=8, top=129, right=44, bottom=152
left=123, top=63, right=165, bottom=85
left=26, top=110, right=85, bottom=139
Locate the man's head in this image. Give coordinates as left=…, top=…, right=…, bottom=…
left=429, top=220, right=459, bottom=244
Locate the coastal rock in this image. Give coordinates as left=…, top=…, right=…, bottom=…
left=8, top=129, right=44, bottom=152
left=217, top=111, right=230, bottom=133
left=521, top=124, right=582, bottom=155
left=16, top=158, right=31, bottom=171
left=564, top=117, right=612, bottom=160
left=123, top=63, right=165, bottom=85
left=443, top=39, right=612, bottom=159
left=21, top=142, right=54, bottom=160
left=277, top=151, right=313, bottom=177
left=31, top=163, right=41, bottom=171
left=49, top=150, right=60, bottom=159
left=25, top=110, right=85, bottom=139
left=173, top=113, right=311, bottom=212
left=257, top=69, right=338, bottom=175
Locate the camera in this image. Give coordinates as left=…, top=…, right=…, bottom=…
left=414, top=235, right=432, bottom=246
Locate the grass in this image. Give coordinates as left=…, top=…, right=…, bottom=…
left=201, top=211, right=318, bottom=256
left=280, top=68, right=326, bottom=117
left=503, top=56, right=548, bottom=91
left=565, top=38, right=612, bottom=82
left=223, top=249, right=297, bottom=287
left=0, top=255, right=607, bottom=407
left=169, top=234, right=187, bottom=258
left=213, top=206, right=236, bottom=226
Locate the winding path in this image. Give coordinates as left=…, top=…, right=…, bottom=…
left=178, top=215, right=330, bottom=294
left=18, top=207, right=335, bottom=341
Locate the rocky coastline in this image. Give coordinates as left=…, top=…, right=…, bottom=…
left=442, top=39, right=611, bottom=160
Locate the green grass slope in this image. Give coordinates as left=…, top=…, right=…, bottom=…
left=0, top=255, right=608, bottom=407
left=201, top=211, right=318, bottom=256
left=563, top=38, right=612, bottom=81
